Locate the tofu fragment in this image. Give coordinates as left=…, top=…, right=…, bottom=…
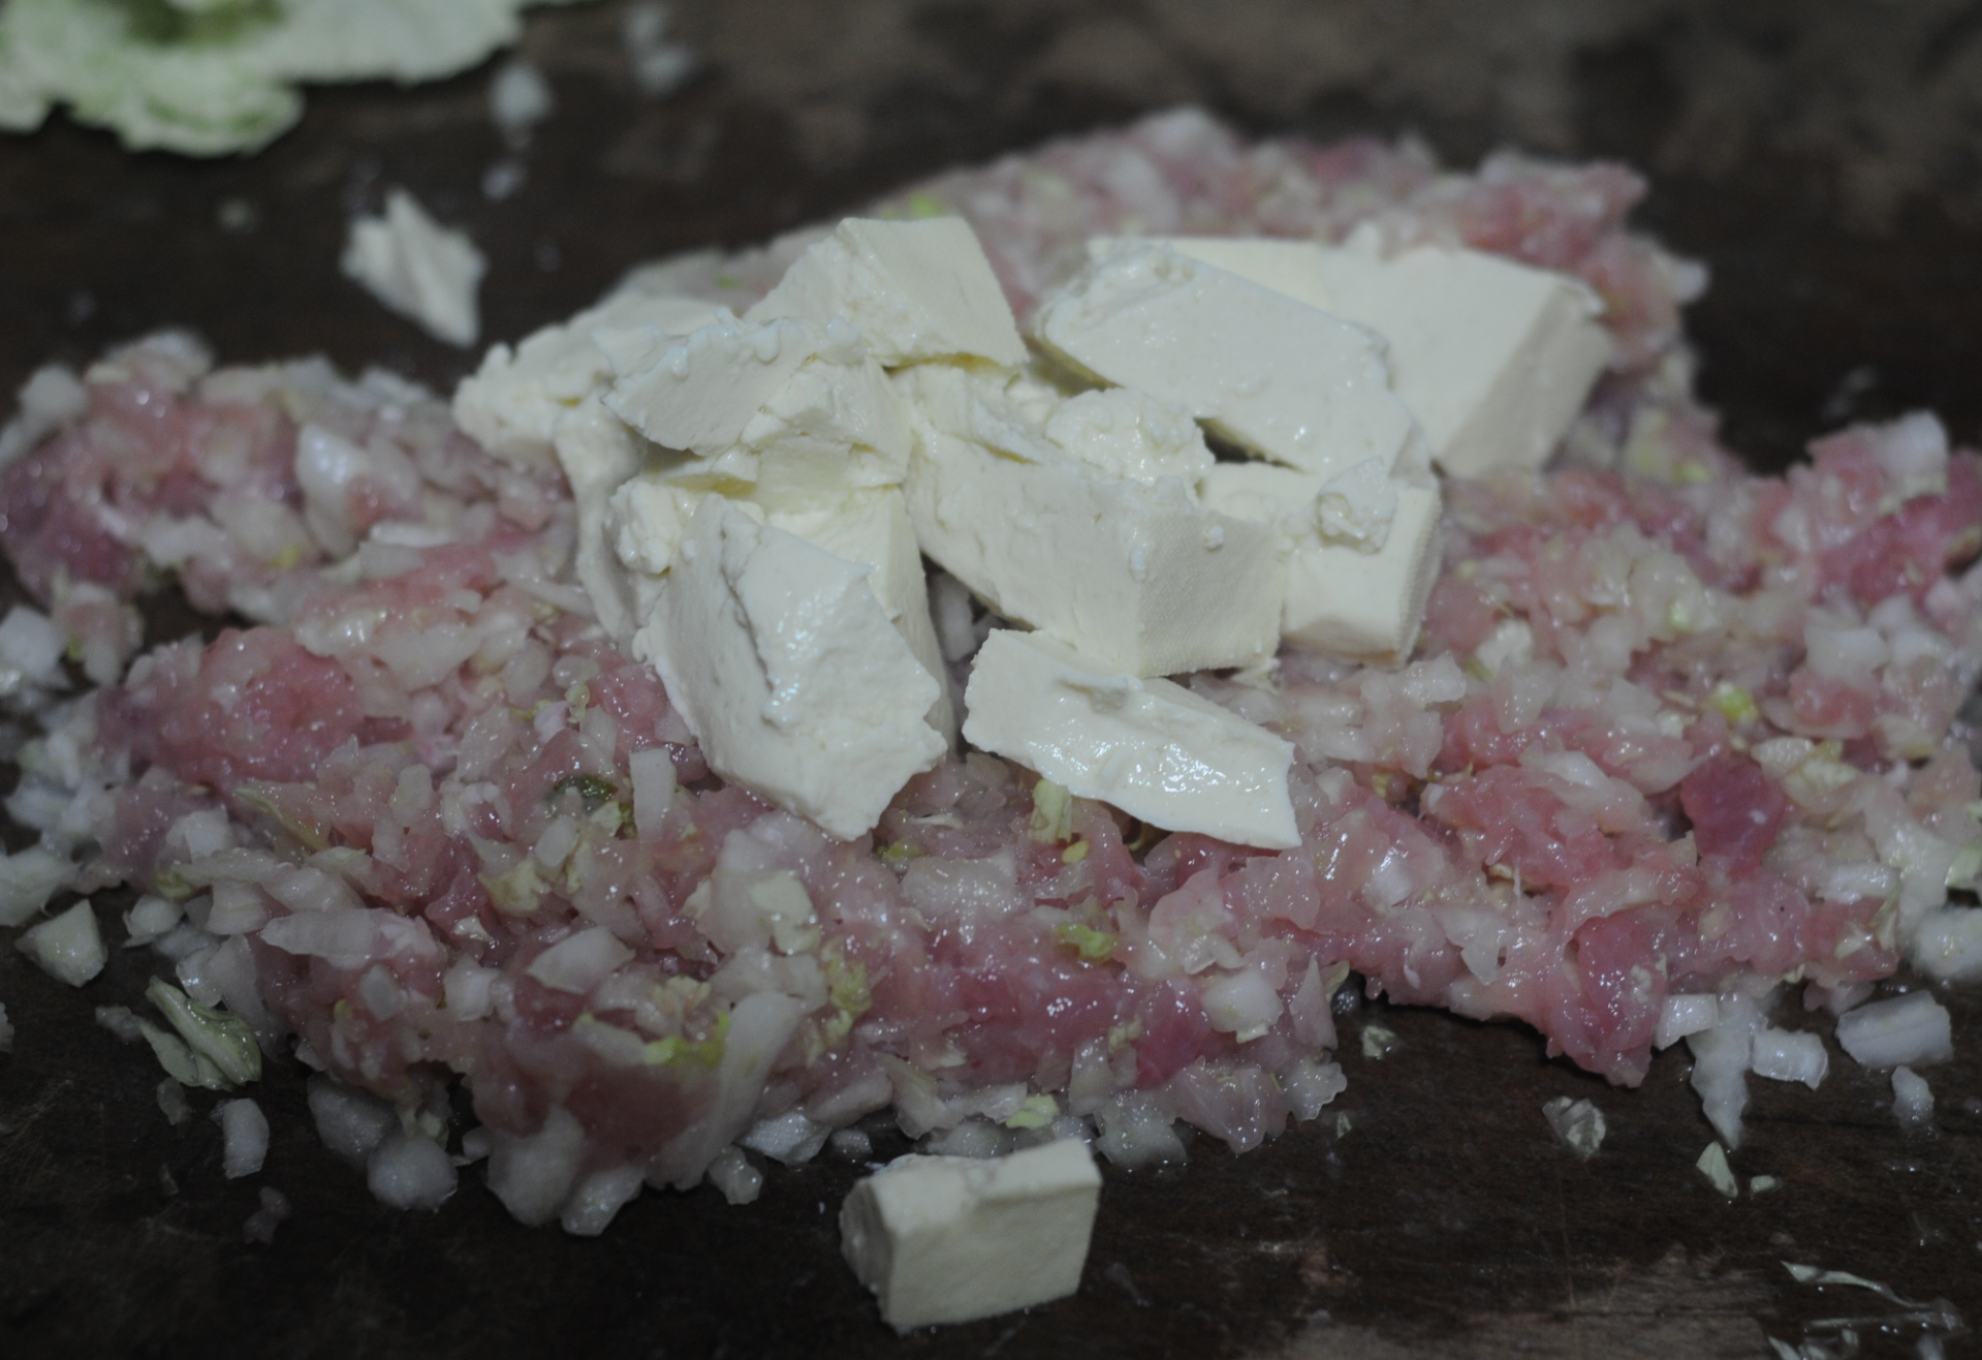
left=604, top=313, right=829, bottom=456
left=839, top=1140, right=1102, bottom=1331
left=748, top=217, right=1026, bottom=368
left=1155, top=236, right=1612, bottom=477
left=340, top=188, right=486, bottom=348
left=901, top=364, right=1284, bottom=678
left=600, top=311, right=911, bottom=500
left=634, top=499, right=944, bottom=840
left=1200, top=462, right=1442, bottom=661
left=1032, top=241, right=1426, bottom=486
left=1042, top=387, right=1215, bottom=485
left=769, top=488, right=956, bottom=742
left=604, top=479, right=954, bottom=740
left=963, top=630, right=1299, bottom=850
left=552, top=396, right=648, bottom=645
left=455, top=290, right=722, bottom=467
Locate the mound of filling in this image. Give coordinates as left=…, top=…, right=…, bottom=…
left=3, top=110, right=1979, bottom=1234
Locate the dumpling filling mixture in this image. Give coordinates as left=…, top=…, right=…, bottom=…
left=2, top=110, right=1979, bottom=1237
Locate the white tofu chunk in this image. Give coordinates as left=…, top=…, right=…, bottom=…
left=1200, top=463, right=1442, bottom=661
left=770, top=489, right=956, bottom=743
left=553, top=396, right=648, bottom=645
left=748, top=217, right=1026, bottom=369
left=1032, top=241, right=1426, bottom=487
left=839, top=1139, right=1101, bottom=1331
left=601, top=478, right=953, bottom=739
left=1042, top=387, right=1215, bottom=485
left=340, top=189, right=486, bottom=348
left=634, top=499, right=945, bottom=840
left=600, top=311, right=911, bottom=503
left=1155, top=237, right=1612, bottom=477
left=727, top=342, right=911, bottom=508
left=963, top=630, right=1299, bottom=849
left=603, top=471, right=710, bottom=642
left=454, top=290, right=722, bottom=467
left=901, top=365, right=1284, bottom=678
left=603, top=313, right=825, bottom=456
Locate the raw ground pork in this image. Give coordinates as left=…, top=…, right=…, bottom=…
left=4, top=110, right=1981, bottom=1231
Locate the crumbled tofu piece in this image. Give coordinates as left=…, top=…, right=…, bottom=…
left=1154, top=236, right=1612, bottom=477
left=598, top=308, right=910, bottom=499
left=603, top=477, right=952, bottom=739
left=1032, top=241, right=1426, bottom=487
left=963, top=630, right=1299, bottom=850
left=1041, top=387, right=1215, bottom=485
left=604, top=312, right=831, bottom=456
left=1200, top=462, right=1442, bottom=661
left=455, top=290, right=722, bottom=466
left=839, top=1139, right=1101, bottom=1331
left=603, top=470, right=713, bottom=640
left=901, top=364, right=1284, bottom=677
left=553, top=396, right=648, bottom=645
left=341, top=188, right=486, bottom=347
left=723, top=342, right=912, bottom=508
left=634, top=499, right=944, bottom=840
left=768, top=488, right=956, bottom=743
left=748, top=217, right=1026, bottom=369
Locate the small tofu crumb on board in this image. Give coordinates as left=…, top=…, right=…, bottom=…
left=341, top=189, right=487, bottom=347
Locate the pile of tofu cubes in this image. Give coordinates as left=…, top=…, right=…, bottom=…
left=458, top=215, right=1609, bottom=858
left=456, top=216, right=1611, bottom=1328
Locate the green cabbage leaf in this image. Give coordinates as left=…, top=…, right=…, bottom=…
left=0, top=0, right=591, bottom=155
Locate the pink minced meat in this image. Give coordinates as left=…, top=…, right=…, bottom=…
left=5, top=111, right=1982, bottom=1227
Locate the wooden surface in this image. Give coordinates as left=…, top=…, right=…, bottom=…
left=2, top=2, right=1981, bottom=1356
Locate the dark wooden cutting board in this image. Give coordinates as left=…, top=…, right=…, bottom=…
left=2, top=3, right=1980, bottom=1356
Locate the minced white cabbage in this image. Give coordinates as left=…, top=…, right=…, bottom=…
left=306, top=1075, right=397, bottom=1166
left=1542, top=1096, right=1606, bottom=1160
left=0, top=846, right=72, bottom=929
left=705, top=1146, right=762, bottom=1206
left=216, top=1097, right=270, bottom=1178
left=1835, top=992, right=1955, bottom=1069
left=366, top=1130, right=457, bottom=1210
left=0, top=0, right=596, bottom=156
left=16, top=899, right=106, bottom=986
left=1891, top=1066, right=1934, bottom=1128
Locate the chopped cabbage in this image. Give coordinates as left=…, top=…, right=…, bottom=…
left=143, top=977, right=261, bottom=1087
left=0, top=0, right=594, bottom=156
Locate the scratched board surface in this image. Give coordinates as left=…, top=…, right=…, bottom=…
left=2, top=3, right=1981, bottom=1357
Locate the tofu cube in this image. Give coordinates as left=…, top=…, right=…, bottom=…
left=1032, top=241, right=1426, bottom=486
left=749, top=217, right=1027, bottom=369
left=1155, top=237, right=1612, bottom=477
left=963, top=630, right=1300, bottom=850
left=635, top=499, right=945, bottom=840
left=901, top=364, right=1284, bottom=678
left=839, top=1140, right=1102, bottom=1331
left=1201, top=462, right=1443, bottom=662
left=455, top=289, right=722, bottom=467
